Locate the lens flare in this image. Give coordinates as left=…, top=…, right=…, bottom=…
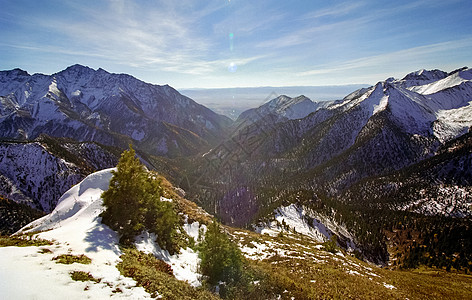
left=228, top=62, right=237, bottom=73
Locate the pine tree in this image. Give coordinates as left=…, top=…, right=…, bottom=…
left=101, top=146, right=147, bottom=243
left=198, top=222, right=243, bottom=285
left=101, top=146, right=184, bottom=252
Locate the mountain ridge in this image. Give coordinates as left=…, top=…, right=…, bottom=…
left=0, top=64, right=233, bottom=157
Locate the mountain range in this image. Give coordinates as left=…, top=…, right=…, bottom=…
left=187, top=66, right=472, bottom=221
left=1, top=65, right=471, bottom=268
left=3, top=168, right=471, bottom=299
left=0, top=64, right=232, bottom=158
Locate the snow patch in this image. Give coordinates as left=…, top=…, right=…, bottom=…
left=373, top=95, right=389, bottom=115
left=383, top=283, right=396, bottom=290
left=3, top=168, right=153, bottom=299
left=134, top=231, right=202, bottom=287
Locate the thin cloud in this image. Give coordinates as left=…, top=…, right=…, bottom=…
left=300, top=2, right=365, bottom=20
left=297, top=37, right=472, bottom=77
left=255, top=16, right=370, bottom=49
left=26, top=1, right=225, bottom=74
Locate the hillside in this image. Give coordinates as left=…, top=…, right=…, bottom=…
left=1, top=66, right=471, bottom=285
left=1, top=168, right=471, bottom=299
left=0, top=135, right=120, bottom=212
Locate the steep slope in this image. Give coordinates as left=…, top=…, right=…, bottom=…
left=1, top=168, right=211, bottom=299
left=1, top=169, right=152, bottom=299
left=0, top=196, right=45, bottom=235
left=0, top=136, right=119, bottom=212
left=0, top=65, right=232, bottom=157
left=343, top=131, right=472, bottom=217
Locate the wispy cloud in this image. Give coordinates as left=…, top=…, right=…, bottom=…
left=18, top=0, right=240, bottom=74
left=297, top=37, right=472, bottom=78
left=1, top=0, right=470, bottom=87
left=299, top=2, right=365, bottom=20
left=255, top=16, right=370, bottom=49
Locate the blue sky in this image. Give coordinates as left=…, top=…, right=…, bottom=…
left=1, top=0, right=471, bottom=88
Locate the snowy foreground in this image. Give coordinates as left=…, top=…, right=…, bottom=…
left=0, top=168, right=203, bottom=299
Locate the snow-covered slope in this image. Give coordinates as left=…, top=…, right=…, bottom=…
left=0, top=142, right=84, bottom=211
left=253, top=204, right=358, bottom=252
left=0, top=169, right=152, bottom=299
left=0, top=64, right=232, bottom=157
left=0, top=168, right=206, bottom=299
left=0, top=138, right=119, bottom=212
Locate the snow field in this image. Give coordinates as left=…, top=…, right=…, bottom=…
left=1, top=168, right=207, bottom=299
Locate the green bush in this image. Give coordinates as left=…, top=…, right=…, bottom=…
left=322, top=235, right=338, bottom=253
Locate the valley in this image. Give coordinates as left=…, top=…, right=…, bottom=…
left=1, top=65, right=472, bottom=299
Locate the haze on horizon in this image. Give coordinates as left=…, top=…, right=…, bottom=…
left=0, top=0, right=471, bottom=89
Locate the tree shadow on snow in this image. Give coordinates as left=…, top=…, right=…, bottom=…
left=84, top=222, right=121, bottom=256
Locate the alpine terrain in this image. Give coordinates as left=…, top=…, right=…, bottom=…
left=1, top=65, right=472, bottom=299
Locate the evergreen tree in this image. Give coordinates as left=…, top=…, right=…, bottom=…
left=142, top=175, right=181, bottom=254
left=101, top=146, right=146, bottom=243
left=198, top=222, right=243, bottom=285
left=101, top=146, right=183, bottom=252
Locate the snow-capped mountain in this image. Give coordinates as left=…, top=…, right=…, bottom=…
left=264, top=66, right=472, bottom=181
left=188, top=67, right=472, bottom=228
left=236, top=94, right=331, bottom=124
left=0, top=65, right=232, bottom=157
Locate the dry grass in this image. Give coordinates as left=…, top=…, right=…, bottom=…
left=70, top=271, right=101, bottom=283
left=230, top=228, right=472, bottom=299
left=0, top=234, right=53, bottom=247
left=153, top=172, right=213, bottom=225
left=53, top=254, right=92, bottom=265
left=117, top=248, right=219, bottom=299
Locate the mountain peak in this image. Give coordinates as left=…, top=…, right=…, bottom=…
left=63, top=64, right=93, bottom=72
left=401, top=68, right=447, bottom=83
left=0, top=68, right=30, bottom=78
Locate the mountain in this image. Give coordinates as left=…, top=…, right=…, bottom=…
left=236, top=95, right=332, bottom=124
left=1, top=65, right=471, bottom=270
left=180, top=67, right=472, bottom=263
left=0, top=65, right=232, bottom=157
left=180, top=84, right=368, bottom=120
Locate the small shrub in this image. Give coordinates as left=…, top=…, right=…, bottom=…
left=322, top=235, right=338, bottom=253
left=198, top=222, right=244, bottom=286
left=0, top=235, right=53, bottom=247
left=38, top=248, right=53, bottom=254
left=53, top=254, right=92, bottom=264
left=70, top=271, right=100, bottom=283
